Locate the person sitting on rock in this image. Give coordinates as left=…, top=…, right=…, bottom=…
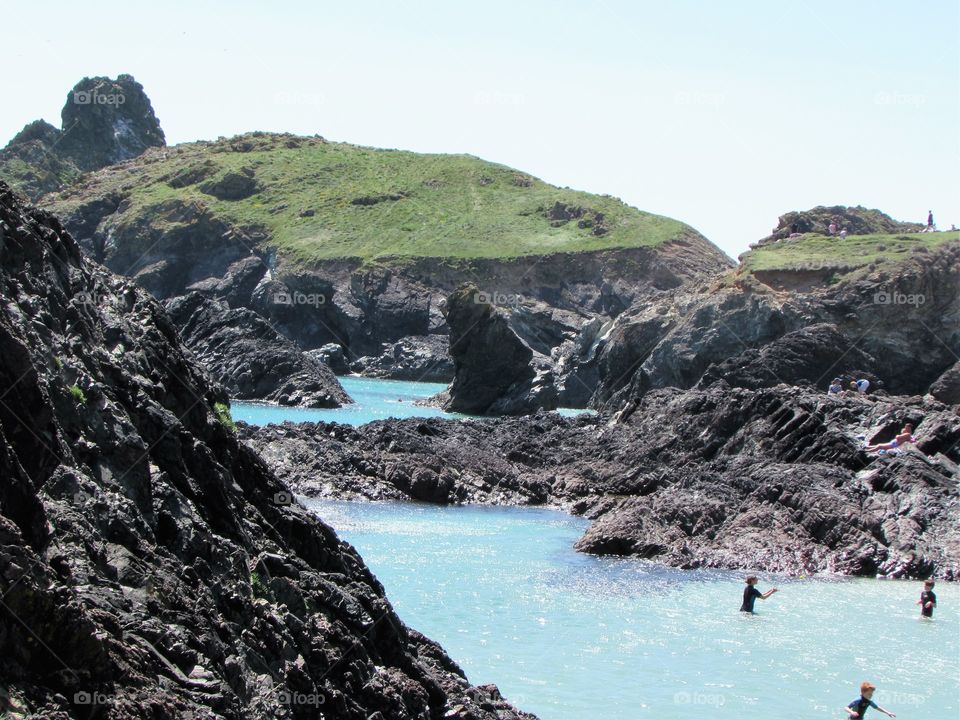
left=827, top=378, right=844, bottom=395
left=865, top=424, right=914, bottom=452
left=739, top=575, right=778, bottom=613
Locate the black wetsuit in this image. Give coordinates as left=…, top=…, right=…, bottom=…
left=740, top=585, right=762, bottom=612
left=847, top=696, right=878, bottom=717
left=920, top=589, right=937, bottom=617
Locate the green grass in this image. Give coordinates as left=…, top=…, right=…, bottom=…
left=739, top=231, right=959, bottom=278
left=213, top=402, right=236, bottom=432
left=46, top=133, right=697, bottom=267
left=68, top=384, right=87, bottom=404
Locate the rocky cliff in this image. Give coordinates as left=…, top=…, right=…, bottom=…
left=241, top=383, right=960, bottom=579
left=0, top=75, right=164, bottom=201
left=0, top=181, right=533, bottom=719
left=165, top=293, right=352, bottom=408
left=39, top=130, right=732, bottom=385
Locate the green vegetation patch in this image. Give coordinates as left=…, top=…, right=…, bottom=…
left=740, top=231, right=959, bottom=278
left=47, top=133, right=697, bottom=267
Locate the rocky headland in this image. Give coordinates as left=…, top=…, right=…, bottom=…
left=0, top=181, right=533, bottom=719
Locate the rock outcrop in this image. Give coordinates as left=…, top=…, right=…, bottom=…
left=592, top=240, right=960, bottom=410
left=763, top=205, right=922, bottom=243
left=241, top=384, right=960, bottom=579
left=0, top=75, right=164, bottom=200
left=439, top=285, right=555, bottom=415
left=165, top=293, right=352, bottom=408
left=0, top=181, right=533, bottom=720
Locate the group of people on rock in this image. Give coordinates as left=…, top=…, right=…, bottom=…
left=828, top=377, right=870, bottom=396
left=739, top=577, right=938, bottom=717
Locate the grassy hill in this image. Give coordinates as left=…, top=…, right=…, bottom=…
left=46, top=132, right=700, bottom=266
left=737, top=231, right=959, bottom=281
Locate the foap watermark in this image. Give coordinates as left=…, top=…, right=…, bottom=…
left=674, top=90, right=726, bottom=107
left=277, top=690, right=326, bottom=708
left=272, top=291, right=326, bottom=308
left=74, top=691, right=116, bottom=707
left=273, top=491, right=294, bottom=506
left=73, top=89, right=126, bottom=106
left=673, top=690, right=725, bottom=707
left=273, top=90, right=325, bottom=107
left=473, top=290, right=526, bottom=308
left=874, top=91, right=926, bottom=107
left=473, top=90, right=526, bottom=106
left=873, top=290, right=926, bottom=306
left=74, top=291, right=108, bottom=306
left=883, top=690, right=926, bottom=707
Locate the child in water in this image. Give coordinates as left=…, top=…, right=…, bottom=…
left=739, top=575, right=778, bottom=613
left=844, top=681, right=896, bottom=718
left=917, top=579, right=937, bottom=618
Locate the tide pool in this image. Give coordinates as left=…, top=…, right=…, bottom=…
left=231, top=376, right=594, bottom=426
left=305, top=499, right=958, bottom=720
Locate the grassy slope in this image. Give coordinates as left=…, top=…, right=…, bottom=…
left=738, top=231, right=960, bottom=280
left=48, top=134, right=696, bottom=266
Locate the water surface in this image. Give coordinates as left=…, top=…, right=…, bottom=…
left=305, top=499, right=958, bottom=720
left=232, top=376, right=593, bottom=426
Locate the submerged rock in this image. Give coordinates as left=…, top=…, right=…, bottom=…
left=0, top=181, right=535, bottom=720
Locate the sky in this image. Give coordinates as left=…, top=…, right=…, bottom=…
left=3, top=0, right=958, bottom=259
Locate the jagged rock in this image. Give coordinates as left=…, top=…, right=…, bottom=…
left=58, top=74, right=165, bottom=172
left=241, top=384, right=960, bottom=579
left=165, top=292, right=352, bottom=407
left=440, top=285, right=554, bottom=415
left=351, top=335, right=454, bottom=382
left=593, top=242, right=960, bottom=410
left=929, top=361, right=960, bottom=405
left=763, top=205, right=922, bottom=243
left=309, top=343, right=352, bottom=375
left=0, top=181, right=535, bottom=720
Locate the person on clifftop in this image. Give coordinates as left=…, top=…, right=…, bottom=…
left=739, top=576, right=778, bottom=613
left=844, top=681, right=896, bottom=718
left=917, top=579, right=937, bottom=619
left=927, top=210, right=934, bottom=230
left=865, top=424, right=914, bottom=452
left=828, top=378, right=844, bottom=395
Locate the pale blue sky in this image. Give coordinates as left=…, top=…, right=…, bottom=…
left=4, top=0, right=958, bottom=258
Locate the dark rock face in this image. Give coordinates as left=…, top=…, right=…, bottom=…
left=199, top=167, right=260, bottom=200
left=58, top=74, right=166, bottom=172
left=352, top=335, right=455, bottom=383
left=763, top=205, right=922, bottom=243
left=1, top=75, right=165, bottom=201
left=309, top=343, right=352, bottom=375
left=930, top=361, right=960, bottom=405
left=440, top=286, right=554, bottom=415
left=593, top=242, right=960, bottom=410
left=0, top=182, right=534, bottom=720
left=165, top=293, right=351, bottom=408
left=242, top=384, right=960, bottom=579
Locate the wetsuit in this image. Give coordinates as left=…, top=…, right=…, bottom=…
left=920, top=589, right=937, bottom=618
left=740, top=585, right=762, bottom=613
left=847, top=696, right=878, bottom=717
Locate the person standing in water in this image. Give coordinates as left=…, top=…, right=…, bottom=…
left=844, top=681, right=896, bottom=718
left=739, top=576, right=778, bottom=613
left=917, top=579, right=937, bottom=618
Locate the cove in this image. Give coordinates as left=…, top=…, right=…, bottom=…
left=231, top=376, right=592, bottom=426
left=305, top=498, right=958, bottom=720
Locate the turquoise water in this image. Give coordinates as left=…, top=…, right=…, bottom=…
left=232, top=376, right=593, bottom=426
left=305, top=499, right=959, bottom=720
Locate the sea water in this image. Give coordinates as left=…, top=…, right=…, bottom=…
left=231, top=376, right=592, bottom=426
left=304, top=499, right=959, bottom=720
